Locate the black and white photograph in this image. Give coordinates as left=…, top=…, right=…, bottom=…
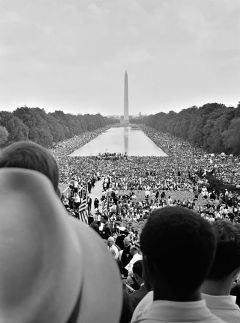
left=0, top=1, right=240, bottom=322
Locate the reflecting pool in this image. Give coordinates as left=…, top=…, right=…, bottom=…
left=70, top=126, right=167, bottom=156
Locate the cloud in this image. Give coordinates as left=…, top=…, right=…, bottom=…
left=0, top=0, right=240, bottom=114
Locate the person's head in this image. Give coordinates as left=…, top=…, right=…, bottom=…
left=130, top=245, right=139, bottom=256
left=123, top=236, right=131, bottom=247
left=108, top=236, right=115, bottom=247
left=89, top=221, right=99, bottom=234
left=206, top=220, right=240, bottom=282
left=101, top=215, right=108, bottom=223
left=140, top=207, right=217, bottom=299
left=0, top=141, right=59, bottom=193
left=132, top=260, right=144, bottom=286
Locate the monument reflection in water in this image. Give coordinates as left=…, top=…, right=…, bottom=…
left=124, top=127, right=129, bottom=155
left=70, top=126, right=167, bottom=157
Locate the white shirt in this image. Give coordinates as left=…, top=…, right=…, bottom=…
left=108, top=244, right=119, bottom=260
left=145, top=190, right=150, bottom=197
left=125, top=253, right=142, bottom=275
left=202, top=293, right=240, bottom=323
left=74, top=194, right=80, bottom=203
left=131, top=299, right=226, bottom=323
left=73, top=180, right=78, bottom=188
left=131, top=291, right=153, bottom=323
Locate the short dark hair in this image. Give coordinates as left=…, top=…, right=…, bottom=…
left=101, top=215, right=108, bottom=221
left=130, top=246, right=139, bottom=253
left=207, top=220, right=240, bottom=280
left=140, top=207, right=216, bottom=293
left=0, top=141, right=59, bottom=192
left=133, top=260, right=143, bottom=278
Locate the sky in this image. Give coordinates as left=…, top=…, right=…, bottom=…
left=0, top=0, right=240, bottom=116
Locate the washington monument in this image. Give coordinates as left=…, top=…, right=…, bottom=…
left=124, top=71, right=129, bottom=123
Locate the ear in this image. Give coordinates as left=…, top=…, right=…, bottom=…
left=133, top=273, right=141, bottom=285
left=142, top=255, right=153, bottom=291
left=232, top=266, right=240, bottom=282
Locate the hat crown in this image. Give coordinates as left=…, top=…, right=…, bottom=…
left=0, top=168, right=83, bottom=323
left=0, top=168, right=122, bottom=323
left=0, top=200, right=43, bottom=303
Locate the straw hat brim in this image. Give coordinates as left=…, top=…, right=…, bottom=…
left=69, top=217, right=123, bottom=323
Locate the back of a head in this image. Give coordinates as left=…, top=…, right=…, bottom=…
left=133, top=260, right=143, bottom=279
left=108, top=236, right=115, bottom=243
left=207, top=220, right=240, bottom=280
left=140, top=207, right=217, bottom=294
left=102, top=215, right=108, bottom=222
left=124, top=236, right=131, bottom=244
left=0, top=141, right=59, bottom=192
left=130, top=245, right=139, bottom=254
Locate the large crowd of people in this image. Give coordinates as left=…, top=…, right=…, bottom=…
left=58, top=125, right=240, bottom=229
left=0, top=125, right=240, bottom=322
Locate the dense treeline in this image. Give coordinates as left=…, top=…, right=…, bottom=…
left=0, top=107, right=115, bottom=147
left=136, top=103, right=240, bottom=155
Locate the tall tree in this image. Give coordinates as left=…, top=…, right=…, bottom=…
left=6, top=116, right=29, bottom=142
left=141, top=103, right=240, bottom=155
left=223, top=118, right=240, bottom=155
left=0, top=126, right=9, bottom=146
left=14, top=107, right=53, bottom=146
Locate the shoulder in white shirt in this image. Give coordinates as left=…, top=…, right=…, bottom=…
left=131, top=291, right=153, bottom=323
left=202, top=293, right=240, bottom=323
left=131, top=299, right=226, bottom=323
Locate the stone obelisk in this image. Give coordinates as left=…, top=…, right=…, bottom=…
left=124, top=71, right=129, bottom=123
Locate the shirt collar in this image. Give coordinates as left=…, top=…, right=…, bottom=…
left=139, top=299, right=218, bottom=322
left=202, top=293, right=238, bottom=310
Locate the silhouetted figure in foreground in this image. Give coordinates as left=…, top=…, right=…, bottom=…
left=132, top=206, right=224, bottom=323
